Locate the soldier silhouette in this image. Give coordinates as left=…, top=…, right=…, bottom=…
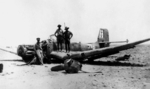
left=27, top=38, right=44, bottom=65
left=63, top=27, right=73, bottom=52
left=54, top=24, right=64, bottom=51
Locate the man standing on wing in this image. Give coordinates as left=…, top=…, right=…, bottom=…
left=54, top=24, right=64, bottom=51
left=63, top=27, right=73, bottom=52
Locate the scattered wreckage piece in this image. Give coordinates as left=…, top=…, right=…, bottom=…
left=51, top=59, right=82, bottom=73
left=17, top=45, right=35, bottom=63
left=64, top=58, right=82, bottom=73
left=115, top=55, right=131, bottom=62
left=0, top=64, right=3, bottom=73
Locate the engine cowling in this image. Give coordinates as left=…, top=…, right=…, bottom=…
left=17, top=40, right=54, bottom=63
left=17, top=45, right=35, bottom=63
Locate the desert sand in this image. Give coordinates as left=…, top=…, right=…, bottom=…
left=0, top=45, right=150, bottom=89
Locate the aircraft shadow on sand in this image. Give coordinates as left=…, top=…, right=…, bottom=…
left=82, top=61, right=146, bottom=67
left=50, top=59, right=146, bottom=67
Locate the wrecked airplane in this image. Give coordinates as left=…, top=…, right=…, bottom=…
left=16, top=28, right=150, bottom=64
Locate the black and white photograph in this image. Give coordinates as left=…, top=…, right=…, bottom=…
left=0, top=0, right=150, bottom=89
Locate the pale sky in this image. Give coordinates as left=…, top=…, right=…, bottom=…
left=0, top=0, right=150, bottom=46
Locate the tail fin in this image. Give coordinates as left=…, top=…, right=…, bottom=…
left=97, top=28, right=109, bottom=43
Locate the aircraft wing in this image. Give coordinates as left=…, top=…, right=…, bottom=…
left=50, top=38, right=150, bottom=61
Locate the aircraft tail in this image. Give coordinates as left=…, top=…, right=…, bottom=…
left=97, top=28, right=109, bottom=43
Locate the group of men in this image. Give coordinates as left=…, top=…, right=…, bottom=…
left=27, top=24, right=73, bottom=65
left=54, top=24, right=73, bottom=52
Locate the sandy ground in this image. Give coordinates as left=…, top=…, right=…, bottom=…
left=0, top=45, right=150, bottom=89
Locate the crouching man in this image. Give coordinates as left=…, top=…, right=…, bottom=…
left=27, top=38, right=44, bottom=65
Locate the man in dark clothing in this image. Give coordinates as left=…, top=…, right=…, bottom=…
left=63, top=27, right=73, bottom=52
left=54, top=24, right=64, bottom=51
left=41, top=40, right=51, bottom=63
left=41, top=40, right=47, bottom=55
left=27, top=38, right=44, bottom=65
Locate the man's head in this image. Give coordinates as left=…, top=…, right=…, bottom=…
left=57, top=24, right=61, bottom=28
left=65, top=27, right=69, bottom=31
left=41, top=40, right=46, bottom=43
left=36, top=37, right=40, bottom=42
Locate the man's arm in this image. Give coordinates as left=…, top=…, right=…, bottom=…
left=54, top=30, right=58, bottom=37
left=39, top=43, right=42, bottom=50
left=70, top=31, right=73, bottom=39
left=34, top=44, right=37, bottom=51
